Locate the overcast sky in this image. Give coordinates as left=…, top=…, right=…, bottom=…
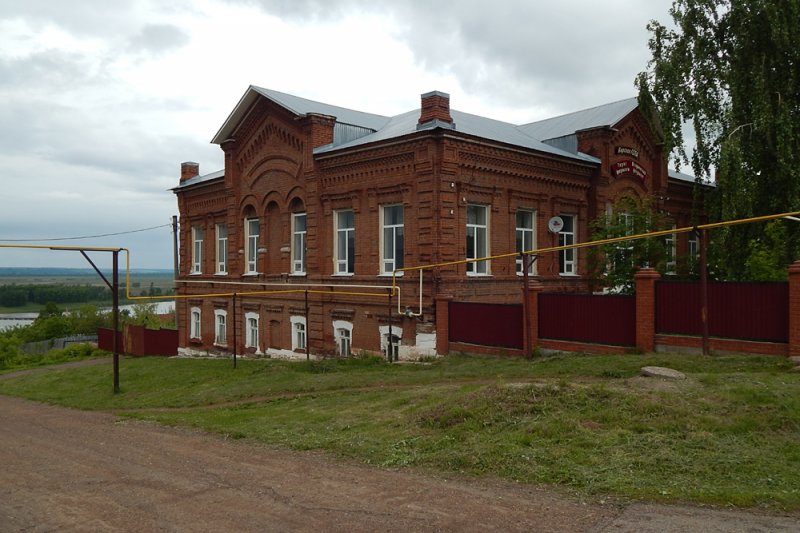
left=0, top=0, right=674, bottom=270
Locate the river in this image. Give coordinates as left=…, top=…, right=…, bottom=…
left=0, top=301, right=175, bottom=332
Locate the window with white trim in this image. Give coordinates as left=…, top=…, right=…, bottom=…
left=558, top=214, right=577, bottom=275
left=245, top=217, right=260, bottom=274
left=466, top=204, right=489, bottom=275
left=214, top=309, right=227, bottom=345
left=379, top=325, right=402, bottom=361
left=216, top=223, right=228, bottom=274
left=292, top=213, right=307, bottom=274
left=664, top=226, right=676, bottom=274
left=515, top=209, right=536, bottom=275
left=190, top=307, right=201, bottom=340
left=380, top=205, right=404, bottom=275
left=334, top=209, right=355, bottom=275
left=333, top=320, right=353, bottom=357
left=245, top=312, right=259, bottom=349
left=290, top=315, right=306, bottom=351
left=191, top=227, right=203, bottom=274
left=688, top=231, right=700, bottom=273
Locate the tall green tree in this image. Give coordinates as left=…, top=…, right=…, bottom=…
left=637, top=0, right=800, bottom=279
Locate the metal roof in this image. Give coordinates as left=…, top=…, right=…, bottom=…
left=518, top=97, right=639, bottom=141
left=315, top=108, right=599, bottom=163
left=172, top=169, right=224, bottom=191
left=211, top=86, right=390, bottom=144
left=668, top=168, right=698, bottom=183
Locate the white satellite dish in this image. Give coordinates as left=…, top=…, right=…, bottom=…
left=547, top=216, right=564, bottom=233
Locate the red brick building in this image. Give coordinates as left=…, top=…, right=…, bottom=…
left=173, top=87, right=702, bottom=359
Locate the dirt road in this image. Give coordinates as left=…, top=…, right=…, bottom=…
left=1, top=394, right=797, bottom=532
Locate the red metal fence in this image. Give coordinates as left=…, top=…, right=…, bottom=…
left=538, top=293, right=636, bottom=347
left=448, top=302, right=524, bottom=349
left=655, top=281, right=788, bottom=343
left=97, top=325, right=178, bottom=356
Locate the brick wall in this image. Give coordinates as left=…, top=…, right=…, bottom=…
left=175, top=92, right=702, bottom=359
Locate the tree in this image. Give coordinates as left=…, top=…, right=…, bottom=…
left=636, top=0, right=800, bottom=279
left=588, top=197, right=671, bottom=293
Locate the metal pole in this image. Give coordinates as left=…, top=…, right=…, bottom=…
left=232, top=292, right=237, bottom=368
left=172, top=215, right=179, bottom=283
left=699, top=229, right=710, bottom=355
left=112, top=250, right=120, bottom=393
left=387, top=287, right=393, bottom=363
left=521, top=253, right=532, bottom=359
left=304, top=290, right=310, bottom=361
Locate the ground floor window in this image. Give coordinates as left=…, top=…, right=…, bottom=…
left=190, top=307, right=201, bottom=340
left=333, top=320, right=353, bottom=356
left=214, top=309, right=227, bottom=346
left=245, top=312, right=259, bottom=349
left=290, top=315, right=306, bottom=351
left=379, top=325, right=402, bottom=361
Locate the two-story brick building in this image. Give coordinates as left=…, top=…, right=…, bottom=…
left=173, top=87, right=702, bottom=359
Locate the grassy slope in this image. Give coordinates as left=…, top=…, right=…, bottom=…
left=0, top=353, right=798, bottom=509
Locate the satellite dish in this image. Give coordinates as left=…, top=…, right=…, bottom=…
left=547, top=216, right=564, bottom=233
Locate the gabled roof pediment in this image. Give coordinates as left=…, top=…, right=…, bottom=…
left=211, top=86, right=390, bottom=145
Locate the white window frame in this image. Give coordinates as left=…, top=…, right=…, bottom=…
left=292, top=213, right=307, bottom=275
left=191, top=226, right=203, bottom=274
left=245, top=217, right=260, bottom=275
left=559, top=214, right=577, bottom=276
left=466, top=204, right=490, bottom=275
left=665, top=226, right=676, bottom=274
left=379, top=325, right=403, bottom=360
left=290, top=315, right=307, bottom=351
left=334, top=209, right=355, bottom=275
left=214, top=309, right=227, bottom=346
left=515, top=209, right=537, bottom=275
left=245, top=311, right=259, bottom=350
left=333, top=320, right=353, bottom=357
left=380, top=204, right=404, bottom=275
left=190, top=307, right=201, bottom=340
left=215, top=223, right=228, bottom=274
left=686, top=231, right=700, bottom=272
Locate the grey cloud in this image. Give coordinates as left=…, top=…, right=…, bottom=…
left=128, top=24, right=191, bottom=56
left=231, top=0, right=667, bottom=113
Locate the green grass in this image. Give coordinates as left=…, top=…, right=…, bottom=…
left=1, top=352, right=798, bottom=509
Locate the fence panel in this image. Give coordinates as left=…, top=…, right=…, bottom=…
left=538, top=293, right=636, bottom=346
left=449, top=302, right=523, bottom=349
left=656, top=281, right=788, bottom=342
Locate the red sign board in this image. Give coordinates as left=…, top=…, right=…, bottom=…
left=612, top=159, right=647, bottom=181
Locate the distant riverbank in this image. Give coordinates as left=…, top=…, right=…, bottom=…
left=0, top=301, right=175, bottom=332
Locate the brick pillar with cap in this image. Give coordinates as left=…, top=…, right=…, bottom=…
left=635, top=267, right=661, bottom=353
left=788, top=261, right=800, bottom=356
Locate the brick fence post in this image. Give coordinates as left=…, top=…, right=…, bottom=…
left=523, top=280, right=544, bottom=355
left=435, top=295, right=453, bottom=356
left=635, top=267, right=661, bottom=353
left=788, top=262, right=800, bottom=357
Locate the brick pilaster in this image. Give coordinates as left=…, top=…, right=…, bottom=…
left=788, top=262, right=800, bottom=356
left=435, top=295, right=453, bottom=355
left=635, top=267, right=661, bottom=353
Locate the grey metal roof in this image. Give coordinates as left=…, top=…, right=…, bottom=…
left=668, top=168, right=697, bottom=183
left=518, top=97, right=639, bottom=141
left=252, top=87, right=391, bottom=130
left=172, top=169, right=224, bottom=191
left=211, top=86, right=390, bottom=144
left=316, top=108, right=599, bottom=163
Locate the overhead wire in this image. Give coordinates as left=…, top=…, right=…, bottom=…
left=0, top=223, right=172, bottom=243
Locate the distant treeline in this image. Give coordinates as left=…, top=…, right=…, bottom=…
left=0, top=284, right=111, bottom=307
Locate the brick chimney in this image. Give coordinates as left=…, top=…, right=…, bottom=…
left=302, top=113, right=336, bottom=148
left=180, top=161, right=199, bottom=182
left=418, top=91, right=453, bottom=126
